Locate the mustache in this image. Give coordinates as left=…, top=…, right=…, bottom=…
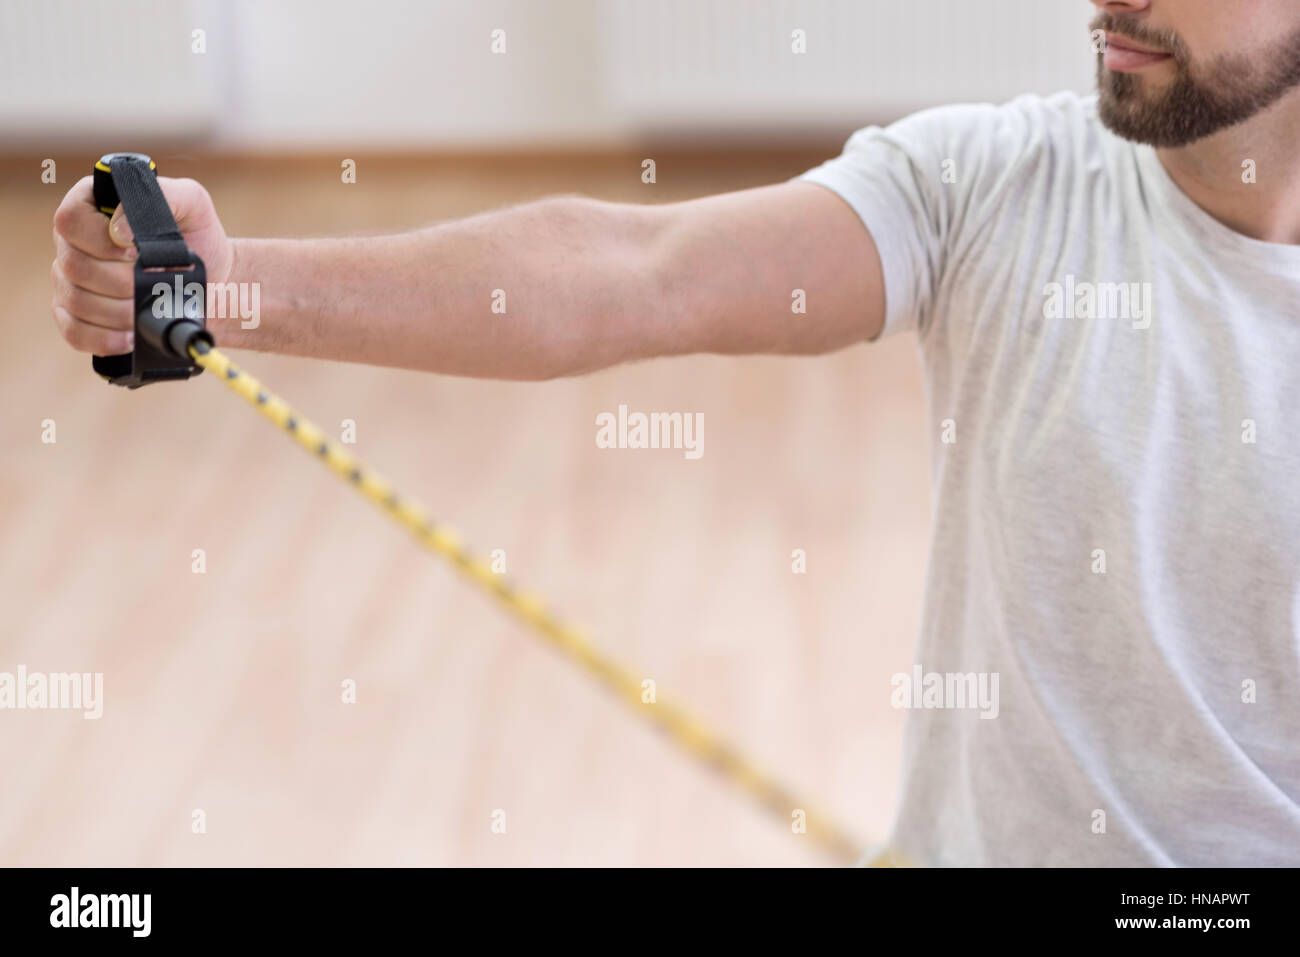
left=1090, top=12, right=1187, bottom=63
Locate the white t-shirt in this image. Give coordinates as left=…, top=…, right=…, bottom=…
left=799, top=91, right=1300, bottom=866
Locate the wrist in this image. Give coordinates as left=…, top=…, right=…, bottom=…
left=206, top=237, right=256, bottom=344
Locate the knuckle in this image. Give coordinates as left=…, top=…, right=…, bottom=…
left=64, top=322, right=91, bottom=351
left=57, top=249, right=92, bottom=288
left=57, top=311, right=107, bottom=353
left=52, top=202, right=75, bottom=236
left=61, top=283, right=90, bottom=316
left=55, top=246, right=132, bottom=298
left=58, top=251, right=87, bottom=287
left=52, top=306, right=77, bottom=345
left=173, top=177, right=211, bottom=210
left=50, top=263, right=74, bottom=305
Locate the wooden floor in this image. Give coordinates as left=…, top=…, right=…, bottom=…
left=0, top=150, right=929, bottom=866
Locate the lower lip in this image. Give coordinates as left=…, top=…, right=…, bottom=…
left=1105, top=44, right=1173, bottom=72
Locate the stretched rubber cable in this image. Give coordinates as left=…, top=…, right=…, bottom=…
left=189, top=340, right=893, bottom=867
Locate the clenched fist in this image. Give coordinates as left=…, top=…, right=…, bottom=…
left=51, top=175, right=233, bottom=354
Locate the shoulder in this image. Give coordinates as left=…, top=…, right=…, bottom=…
left=824, top=91, right=1113, bottom=212
left=885, top=91, right=1106, bottom=177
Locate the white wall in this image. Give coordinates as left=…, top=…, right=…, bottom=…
left=0, top=0, right=1097, bottom=150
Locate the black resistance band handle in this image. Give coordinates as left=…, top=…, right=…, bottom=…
left=91, top=153, right=213, bottom=389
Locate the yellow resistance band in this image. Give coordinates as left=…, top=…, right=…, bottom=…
left=190, top=341, right=891, bottom=867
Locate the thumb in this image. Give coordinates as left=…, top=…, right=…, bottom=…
left=106, top=178, right=210, bottom=248
left=108, top=207, right=133, bottom=247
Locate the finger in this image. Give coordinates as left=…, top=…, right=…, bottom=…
left=108, top=176, right=212, bottom=247
left=56, top=174, right=94, bottom=212
left=54, top=236, right=134, bottom=299
left=52, top=304, right=134, bottom=355
left=53, top=176, right=136, bottom=262
left=51, top=260, right=133, bottom=331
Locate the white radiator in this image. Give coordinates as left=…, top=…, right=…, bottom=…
left=596, top=0, right=1097, bottom=130
left=0, top=0, right=1099, bottom=149
left=0, top=0, right=223, bottom=145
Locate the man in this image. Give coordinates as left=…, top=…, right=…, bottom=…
left=51, top=0, right=1300, bottom=866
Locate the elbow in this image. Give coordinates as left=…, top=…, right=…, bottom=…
left=540, top=198, right=677, bottom=377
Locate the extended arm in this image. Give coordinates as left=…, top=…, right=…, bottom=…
left=53, top=177, right=884, bottom=379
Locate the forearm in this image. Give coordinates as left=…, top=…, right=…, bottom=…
left=215, top=196, right=671, bottom=380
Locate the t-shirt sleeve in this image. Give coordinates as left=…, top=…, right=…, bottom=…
left=795, top=99, right=1038, bottom=341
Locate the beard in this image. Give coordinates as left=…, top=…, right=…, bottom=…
left=1093, top=12, right=1300, bottom=148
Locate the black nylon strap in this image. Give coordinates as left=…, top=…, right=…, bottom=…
left=108, top=156, right=191, bottom=267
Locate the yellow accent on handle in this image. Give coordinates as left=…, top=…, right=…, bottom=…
left=96, top=158, right=156, bottom=173
left=96, top=157, right=159, bottom=214
left=190, top=343, right=893, bottom=867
